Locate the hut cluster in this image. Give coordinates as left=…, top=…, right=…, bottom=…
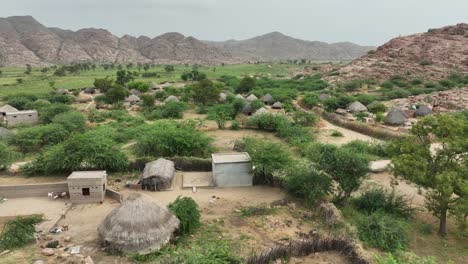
left=219, top=91, right=284, bottom=116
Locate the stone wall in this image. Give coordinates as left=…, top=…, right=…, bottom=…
left=0, top=182, right=68, bottom=198
left=5, top=111, right=39, bottom=128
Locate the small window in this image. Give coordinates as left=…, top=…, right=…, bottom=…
left=28, top=115, right=32, bottom=117
left=82, top=188, right=90, bottom=196
left=13, top=116, right=17, bottom=118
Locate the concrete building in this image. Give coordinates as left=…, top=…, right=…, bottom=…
left=67, top=171, right=107, bottom=204
left=3, top=110, right=39, bottom=127
left=211, top=153, right=252, bottom=187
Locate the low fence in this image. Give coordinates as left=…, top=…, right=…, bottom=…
left=105, top=188, right=123, bottom=203
left=0, top=182, right=68, bottom=199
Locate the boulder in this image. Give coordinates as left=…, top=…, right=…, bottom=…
left=369, top=160, right=391, bottom=173
left=41, top=248, right=55, bottom=256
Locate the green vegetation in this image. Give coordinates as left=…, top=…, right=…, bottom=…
left=352, top=187, right=414, bottom=219
left=330, top=130, right=343, bottom=137
left=168, top=196, right=201, bottom=236
left=0, top=215, right=43, bottom=251
left=239, top=205, right=277, bottom=217
left=0, top=141, right=20, bottom=170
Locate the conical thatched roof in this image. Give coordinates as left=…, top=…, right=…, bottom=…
left=246, top=94, right=258, bottom=102
left=97, top=193, right=179, bottom=254
left=254, top=107, right=269, bottom=116
left=414, top=105, right=432, bottom=117
left=0, top=127, right=12, bottom=138
left=164, top=95, right=179, bottom=103
left=347, top=101, right=367, bottom=113
left=242, top=103, right=254, bottom=115
left=126, top=94, right=141, bottom=104
left=384, top=108, right=408, bottom=126
left=0, top=104, right=18, bottom=113
left=261, top=94, right=274, bottom=104
left=84, top=87, right=96, bottom=94
left=141, top=158, right=175, bottom=191
left=272, top=102, right=283, bottom=109
left=56, top=88, right=68, bottom=95
left=219, top=93, right=227, bottom=102
left=235, top=94, right=245, bottom=100
left=130, top=89, right=141, bottom=96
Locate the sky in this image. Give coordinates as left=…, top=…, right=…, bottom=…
left=1, top=0, right=467, bottom=46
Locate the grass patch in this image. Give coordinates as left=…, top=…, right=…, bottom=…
left=0, top=214, right=43, bottom=251
left=330, top=130, right=343, bottom=137
left=239, top=205, right=277, bottom=217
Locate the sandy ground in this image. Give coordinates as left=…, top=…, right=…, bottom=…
left=0, top=174, right=65, bottom=185
left=316, top=119, right=381, bottom=145
left=206, top=128, right=285, bottom=151
left=289, top=252, right=351, bottom=264
left=0, top=197, right=68, bottom=232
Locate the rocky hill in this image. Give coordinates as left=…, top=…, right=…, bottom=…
left=0, top=16, right=373, bottom=66
left=0, top=16, right=234, bottom=66
left=205, top=32, right=374, bottom=62
left=332, top=23, right=468, bottom=82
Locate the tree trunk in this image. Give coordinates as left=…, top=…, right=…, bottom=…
left=438, top=210, right=448, bottom=237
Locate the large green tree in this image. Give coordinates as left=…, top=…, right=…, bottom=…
left=0, top=142, right=20, bottom=170
left=236, top=76, right=256, bottom=94
left=390, top=114, right=468, bottom=236
left=192, top=79, right=219, bottom=105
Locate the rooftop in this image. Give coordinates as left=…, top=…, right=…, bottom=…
left=5, top=110, right=37, bottom=115
left=68, top=171, right=107, bottom=179
left=212, top=152, right=251, bottom=164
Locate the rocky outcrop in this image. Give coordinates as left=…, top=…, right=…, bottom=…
left=331, top=23, right=468, bottom=82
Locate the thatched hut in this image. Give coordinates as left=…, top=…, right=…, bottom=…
left=97, top=193, right=179, bottom=254
left=126, top=94, right=141, bottom=104
left=242, top=103, right=254, bottom=115
left=219, top=92, right=227, bottom=102
left=261, top=94, right=274, bottom=105
left=84, top=87, right=96, bottom=94
left=272, top=102, right=283, bottom=109
left=347, top=101, right=367, bottom=113
left=246, top=94, right=258, bottom=102
left=164, top=95, right=179, bottom=103
left=384, top=108, right=408, bottom=126
left=414, top=105, right=432, bottom=117
left=56, top=88, right=69, bottom=95
left=235, top=94, right=246, bottom=100
left=141, top=158, right=176, bottom=191
left=130, top=89, right=141, bottom=96
left=253, top=107, right=269, bottom=116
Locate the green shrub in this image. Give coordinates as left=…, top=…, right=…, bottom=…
left=23, top=132, right=129, bottom=175
left=375, top=252, right=437, bottom=264
left=12, top=124, right=70, bottom=152
left=354, top=112, right=368, bottom=122
left=135, top=122, right=214, bottom=158
left=331, top=130, right=343, bottom=137
left=342, top=140, right=389, bottom=159
left=230, top=120, right=241, bottom=130
left=128, top=81, right=150, bottom=92
left=153, top=101, right=186, bottom=119
left=239, top=205, right=276, bottom=217
left=47, top=94, right=74, bottom=104
left=0, top=142, right=21, bottom=170
left=381, top=81, right=394, bottom=90
left=51, top=111, right=86, bottom=133
left=7, top=96, right=34, bottom=110
left=352, top=187, right=414, bottom=219
left=39, top=103, right=73, bottom=123
left=367, top=101, right=387, bottom=114
left=302, top=93, right=320, bottom=108
left=292, top=110, right=319, bottom=127
left=376, top=112, right=385, bottom=123
left=357, top=212, right=408, bottom=252
left=419, top=59, right=433, bottom=66
left=418, top=223, right=434, bottom=235
left=247, top=113, right=289, bottom=131
left=168, top=196, right=201, bottom=235
left=0, top=215, right=43, bottom=250
left=284, top=163, right=333, bottom=205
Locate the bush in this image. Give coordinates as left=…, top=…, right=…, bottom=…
left=0, top=142, right=20, bottom=170
left=135, top=122, right=214, bottom=158
left=94, top=77, right=114, bottom=93
left=357, top=212, right=408, bottom=252
left=12, top=124, right=70, bottom=152
left=168, top=196, right=201, bottom=235
left=105, top=85, right=129, bottom=104
left=39, top=103, right=72, bottom=123
left=127, top=81, right=150, bottom=92
left=331, top=130, right=343, bottom=137
left=23, top=131, right=129, bottom=175
left=376, top=112, right=385, bottom=123
left=230, top=120, right=241, bottom=130
left=51, top=111, right=86, bottom=133
left=239, top=205, right=276, bottom=217
left=247, top=113, right=289, bottom=131
left=0, top=215, right=43, bottom=250
left=292, top=110, right=319, bottom=126
left=302, top=93, right=320, bottom=108
left=152, top=101, right=186, bottom=119
left=236, top=76, right=256, bottom=93
left=367, top=101, right=387, bottom=114
left=284, top=163, right=332, bottom=205
left=375, top=252, right=437, bottom=264
left=352, top=187, right=414, bottom=219
left=342, top=140, right=389, bottom=159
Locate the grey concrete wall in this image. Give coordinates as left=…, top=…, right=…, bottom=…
left=106, top=189, right=122, bottom=203
left=69, top=185, right=105, bottom=204
left=5, top=112, right=39, bottom=128
left=213, top=162, right=253, bottom=187
left=0, top=182, right=68, bottom=198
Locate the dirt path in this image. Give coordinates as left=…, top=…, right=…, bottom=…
left=316, top=119, right=382, bottom=145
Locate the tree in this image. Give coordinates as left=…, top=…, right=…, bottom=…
left=192, top=79, right=219, bottom=105
left=168, top=196, right=201, bottom=235
left=141, top=94, right=155, bottom=108
left=143, top=63, right=150, bottom=71
left=164, top=65, right=175, bottom=73
left=94, top=77, right=114, bottom=93
left=208, top=105, right=232, bottom=129
left=236, top=76, right=256, bottom=93
left=105, top=85, right=129, bottom=104
left=24, top=64, right=32, bottom=75
left=0, top=142, right=20, bottom=170
left=389, top=115, right=468, bottom=236
left=116, top=70, right=135, bottom=85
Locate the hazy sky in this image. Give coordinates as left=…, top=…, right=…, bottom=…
left=2, top=0, right=467, bottom=46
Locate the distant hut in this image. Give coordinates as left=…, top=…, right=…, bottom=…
left=84, top=87, right=96, bottom=94
left=253, top=107, right=269, bottom=116
left=130, top=89, right=141, bottom=96
left=246, top=94, right=258, bottom=102
left=319, top=93, right=331, bottom=101
left=235, top=94, right=246, bottom=101
left=56, top=88, right=69, bottom=95
left=261, top=94, right=274, bottom=105
left=384, top=108, right=408, bottom=126
left=219, top=92, right=227, bottom=103
left=164, top=95, right=180, bottom=103
left=272, top=102, right=283, bottom=109
left=242, top=103, right=254, bottom=115
left=347, top=101, right=368, bottom=113
left=76, top=94, right=93, bottom=103
left=126, top=94, right=141, bottom=105
left=97, top=193, right=179, bottom=254
left=0, top=127, right=12, bottom=138
left=414, top=105, right=432, bottom=117
left=140, top=158, right=176, bottom=191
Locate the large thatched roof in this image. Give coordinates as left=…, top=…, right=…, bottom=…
left=130, top=89, right=142, bottom=96
left=246, top=94, right=258, bottom=102
left=384, top=108, right=408, bottom=126
left=414, top=105, right=432, bottom=117
left=97, top=193, right=179, bottom=254
left=253, top=107, right=269, bottom=116
left=242, top=103, right=254, bottom=115
left=261, top=94, right=274, bottom=104
left=272, top=102, right=283, bottom=109
left=347, top=101, right=367, bottom=113
left=126, top=94, right=141, bottom=104
left=0, top=104, right=18, bottom=113
left=164, top=95, right=179, bottom=103
left=141, top=158, right=176, bottom=191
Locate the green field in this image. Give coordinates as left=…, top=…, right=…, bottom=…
left=0, top=64, right=306, bottom=97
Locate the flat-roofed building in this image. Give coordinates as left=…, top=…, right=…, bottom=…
left=211, top=153, right=252, bottom=187
left=67, top=171, right=107, bottom=204
left=3, top=110, right=38, bottom=127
